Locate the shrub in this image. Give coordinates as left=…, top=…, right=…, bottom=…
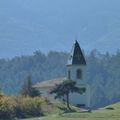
left=0, top=96, right=16, bottom=119
left=15, top=96, right=45, bottom=118
left=0, top=96, right=46, bottom=119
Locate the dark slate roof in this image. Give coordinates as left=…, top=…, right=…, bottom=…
left=67, top=40, right=86, bottom=65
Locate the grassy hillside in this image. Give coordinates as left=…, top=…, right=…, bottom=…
left=25, top=102, right=120, bottom=120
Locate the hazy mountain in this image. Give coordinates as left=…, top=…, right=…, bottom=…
left=0, top=0, right=120, bottom=58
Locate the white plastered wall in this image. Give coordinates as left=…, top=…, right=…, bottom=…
left=67, top=65, right=90, bottom=107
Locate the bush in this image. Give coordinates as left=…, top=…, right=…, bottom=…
left=15, top=97, right=45, bottom=118
left=0, top=96, right=46, bottom=119
left=0, top=96, right=16, bottom=119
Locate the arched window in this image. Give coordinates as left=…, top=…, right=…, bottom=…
left=76, top=69, right=82, bottom=79
left=68, top=70, right=71, bottom=80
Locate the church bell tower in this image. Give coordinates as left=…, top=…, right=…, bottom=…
left=67, top=40, right=86, bottom=83
left=66, top=40, right=90, bottom=108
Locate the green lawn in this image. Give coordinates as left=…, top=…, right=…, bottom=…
left=25, top=102, right=120, bottom=120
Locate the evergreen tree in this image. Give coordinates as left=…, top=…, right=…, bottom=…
left=0, top=87, right=3, bottom=98
left=50, top=80, right=86, bottom=110
left=20, top=75, right=40, bottom=97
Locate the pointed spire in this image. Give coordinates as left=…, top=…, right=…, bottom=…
left=67, top=40, right=86, bottom=65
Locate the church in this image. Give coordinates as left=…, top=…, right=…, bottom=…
left=34, top=40, right=90, bottom=108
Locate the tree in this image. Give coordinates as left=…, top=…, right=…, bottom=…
left=50, top=80, right=86, bottom=110
left=0, top=87, right=4, bottom=98
left=20, top=75, right=40, bottom=97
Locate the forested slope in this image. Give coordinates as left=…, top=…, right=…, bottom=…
left=0, top=50, right=120, bottom=108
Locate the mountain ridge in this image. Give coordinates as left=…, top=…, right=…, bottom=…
left=0, top=0, right=120, bottom=58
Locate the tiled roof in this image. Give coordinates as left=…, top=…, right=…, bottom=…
left=33, top=77, right=66, bottom=88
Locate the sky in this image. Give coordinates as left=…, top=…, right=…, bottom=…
left=0, top=0, right=120, bottom=58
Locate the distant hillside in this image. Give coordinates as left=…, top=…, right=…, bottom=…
left=0, top=0, right=120, bottom=58
left=0, top=50, right=120, bottom=108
